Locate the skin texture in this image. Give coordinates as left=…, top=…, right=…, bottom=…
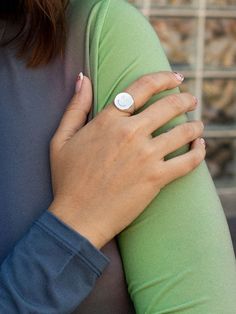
left=49, top=71, right=205, bottom=249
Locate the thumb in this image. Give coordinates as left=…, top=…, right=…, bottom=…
left=53, top=73, right=93, bottom=147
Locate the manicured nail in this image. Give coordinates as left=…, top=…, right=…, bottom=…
left=173, top=71, right=184, bottom=82
left=193, top=96, right=198, bottom=106
left=75, top=72, right=84, bottom=93
left=200, top=138, right=205, bottom=146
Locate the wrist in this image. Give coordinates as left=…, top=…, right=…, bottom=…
left=48, top=200, right=108, bottom=249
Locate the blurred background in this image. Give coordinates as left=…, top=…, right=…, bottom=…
left=129, top=0, right=236, bottom=253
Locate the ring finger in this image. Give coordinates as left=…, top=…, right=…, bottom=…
left=153, top=120, right=204, bottom=159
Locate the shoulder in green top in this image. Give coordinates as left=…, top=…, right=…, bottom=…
left=85, top=0, right=236, bottom=312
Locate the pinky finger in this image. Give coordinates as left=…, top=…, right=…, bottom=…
left=161, top=137, right=206, bottom=187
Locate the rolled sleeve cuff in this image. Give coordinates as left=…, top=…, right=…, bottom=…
left=35, top=210, right=110, bottom=277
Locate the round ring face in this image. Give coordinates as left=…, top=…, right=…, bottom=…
left=114, top=92, right=134, bottom=111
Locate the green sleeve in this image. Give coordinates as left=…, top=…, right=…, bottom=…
left=86, top=0, right=236, bottom=312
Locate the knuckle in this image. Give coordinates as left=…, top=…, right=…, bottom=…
left=65, top=101, right=76, bottom=112
left=139, top=74, right=157, bottom=91
left=166, top=94, right=183, bottom=112
left=158, top=131, right=170, bottom=145
left=120, top=123, right=137, bottom=141
left=95, top=109, right=112, bottom=128
left=181, top=123, right=195, bottom=139
left=156, top=132, right=171, bottom=152
left=141, top=144, right=155, bottom=160
left=65, top=97, right=80, bottom=112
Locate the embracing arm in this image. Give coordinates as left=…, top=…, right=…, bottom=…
left=0, top=210, right=109, bottom=313
left=87, top=0, right=236, bottom=312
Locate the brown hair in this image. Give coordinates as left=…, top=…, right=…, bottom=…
left=0, top=0, right=69, bottom=67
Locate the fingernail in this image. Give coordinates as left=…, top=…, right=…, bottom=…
left=75, top=72, right=84, bottom=93
left=200, top=138, right=205, bottom=146
left=193, top=96, right=198, bottom=106
left=173, top=71, right=184, bottom=82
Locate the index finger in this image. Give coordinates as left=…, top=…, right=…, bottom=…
left=104, top=71, right=184, bottom=117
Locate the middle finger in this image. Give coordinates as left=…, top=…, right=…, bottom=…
left=153, top=120, right=204, bottom=158
left=132, top=93, right=198, bottom=136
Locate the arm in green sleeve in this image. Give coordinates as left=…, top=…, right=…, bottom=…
left=86, top=0, right=236, bottom=312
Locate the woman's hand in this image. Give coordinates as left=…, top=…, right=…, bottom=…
left=49, top=71, right=205, bottom=249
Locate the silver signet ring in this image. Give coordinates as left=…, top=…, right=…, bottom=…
left=113, top=92, right=135, bottom=114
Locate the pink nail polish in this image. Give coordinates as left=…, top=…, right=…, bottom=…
left=173, top=71, right=184, bottom=82
left=200, top=138, right=205, bottom=146
left=193, top=96, right=198, bottom=106
left=75, top=72, right=84, bottom=93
